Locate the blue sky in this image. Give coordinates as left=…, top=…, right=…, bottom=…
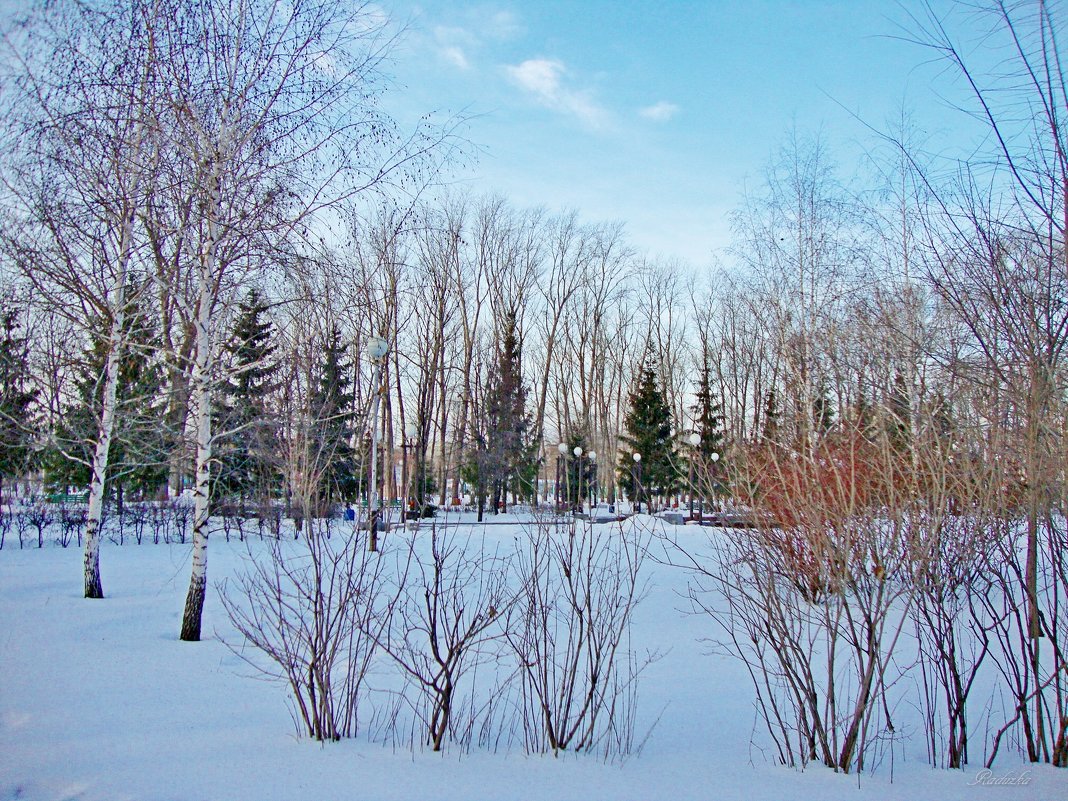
left=385, top=1, right=990, bottom=265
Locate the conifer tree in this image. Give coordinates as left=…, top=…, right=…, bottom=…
left=762, top=389, right=781, bottom=443
left=310, top=326, right=357, bottom=506
left=812, top=375, right=835, bottom=436
left=886, top=371, right=911, bottom=451
left=0, top=302, right=37, bottom=502
left=848, top=387, right=877, bottom=441
left=214, top=289, right=279, bottom=509
left=484, top=312, right=534, bottom=511
left=689, top=356, right=726, bottom=494
left=45, top=303, right=167, bottom=503
left=618, top=355, right=675, bottom=510
left=561, top=432, right=596, bottom=510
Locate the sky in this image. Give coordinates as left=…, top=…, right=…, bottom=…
left=381, top=0, right=996, bottom=266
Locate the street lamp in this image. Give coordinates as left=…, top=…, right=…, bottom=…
left=366, top=335, right=389, bottom=551
left=404, top=421, right=418, bottom=520
left=632, top=451, right=642, bottom=514
left=709, top=451, right=721, bottom=511
left=573, top=445, right=583, bottom=514
left=556, top=441, right=568, bottom=514
left=588, top=451, right=597, bottom=512
left=688, top=432, right=701, bottom=521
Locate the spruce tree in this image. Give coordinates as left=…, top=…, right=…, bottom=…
left=0, top=302, right=37, bottom=501
left=886, top=371, right=911, bottom=451
left=690, top=356, right=726, bottom=494
left=483, top=312, right=534, bottom=510
left=848, top=387, right=877, bottom=442
left=45, top=303, right=167, bottom=503
left=761, top=389, right=781, bottom=443
left=561, top=432, right=596, bottom=510
left=812, top=376, right=835, bottom=436
left=618, top=356, right=675, bottom=510
left=215, top=290, right=279, bottom=508
left=311, top=326, right=357, bottom=506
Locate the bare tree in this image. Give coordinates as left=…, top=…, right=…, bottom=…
left=2, top=0, right=166, bottom=598
left=137, top=0, right=451, bottom=640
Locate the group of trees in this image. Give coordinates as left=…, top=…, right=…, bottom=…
left=0, top=0, right=1065, bottom=772
left=0, top=0, right=452, bottom=634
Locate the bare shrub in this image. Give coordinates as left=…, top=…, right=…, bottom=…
left=123, top=504, right=148, bottom=545
left=220, top=517, right=404, bottom=741
left=508, top=515, right=654, bottom=757
left=57, top=503, right=86, bottom=548
left=377, top=524, right=515, bottom=752
left=27, top=503, right=53, bottom=549
left=13, top=507, right=29, bottom=549
left=170, top=500, right=190, bottom=545
left=908, top=449, right=1006, bottom=769
left=677, top=428, right=946, bottom=774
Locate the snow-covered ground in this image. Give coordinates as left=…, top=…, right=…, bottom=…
left=1, top=515, right=1063, bottom=801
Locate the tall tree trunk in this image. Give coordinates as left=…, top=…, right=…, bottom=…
left=180, top=153, right=223, bottom=641
left=84, top=191, right=139, bottom=598
left=180, top=314, right=213, bottom=641
left=83, top=307, right=124, bottom=599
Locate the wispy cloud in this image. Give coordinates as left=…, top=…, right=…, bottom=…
left=428, top=9, right=522, bottom=72
left=639, top=101, right=679, bottom=122
left=433, top=25, right=474, bottom=70
left=505, top=58, right=608, bottom=129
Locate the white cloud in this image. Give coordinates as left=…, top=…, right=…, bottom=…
left=440, top=44, right=470, bottom=70
left=505, top=58, right=608, bottom=129
left=428, top=9, right=520, bottom=72
left=433, top=25, right=474, bottom=70
left=639, top=101, right=679, bottom=122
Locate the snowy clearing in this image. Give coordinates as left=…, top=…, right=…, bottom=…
left=1, top=517, right=1063, bottom=801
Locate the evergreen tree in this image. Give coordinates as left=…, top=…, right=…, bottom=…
left=848, top=386, right=877, bottom=442
left=310, top=326, right=357, bottom=506
left=483, top=312, right=535, bottom=511
left=761, top=388, right=781, bottom=443
left=812, top=375, right=835, bottom=436
left=618, top=356, right=675, bottom=510
left=45, top=303, right=167, bottom=502
left=885, top=371, right=911, bottom=451
left=0, top=302, right=37, bottom=501
left=689, top=356, right=726, bottom=494
left=214, top=290, right=280, bottom=508
left=460, top=357, right=492, bottom=521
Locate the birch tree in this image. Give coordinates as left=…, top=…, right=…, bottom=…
left=149, top=0, right=451, bottom=641
left=2, top=0, right=165, bottom=598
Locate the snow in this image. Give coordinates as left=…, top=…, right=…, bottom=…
left=1, top=517, right=1064, bottom=800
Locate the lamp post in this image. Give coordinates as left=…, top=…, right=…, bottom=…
left=572, top=446, right=589, bottom=514
left=404, top=421, right=418, bottom=520
left=709, top=451, right=721, bottom=511
left=556, top=441, right=567, bottom=514
left=588, top=451, right=597, bottom=514
left=366, top=334, right=389, bottom=552
left=632, top=451, right=642, bottom=514
left=573, top=445, right=584, bottom=514
left=688, top=432, right=701, bottom=521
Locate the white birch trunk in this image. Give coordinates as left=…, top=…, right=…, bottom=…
left=180, top=277, right=215, bottom=641
left=83, top=197, right=139, bottom=597
left=83, top=299, right=125, bottom=598
left=180, top=149, right=224, bottom=641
